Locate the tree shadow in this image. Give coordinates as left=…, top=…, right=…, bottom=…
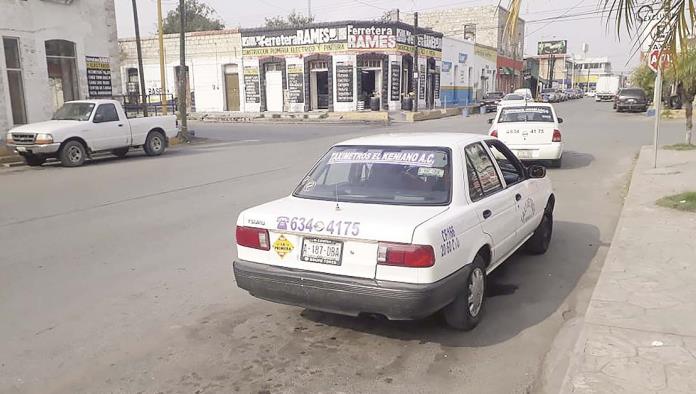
left=299, top=221, right=600, bottom=347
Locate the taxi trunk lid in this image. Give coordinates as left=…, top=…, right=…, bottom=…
left=498, top=122, right=556, bottom=145
left=237, top=196, right=447, bottom=279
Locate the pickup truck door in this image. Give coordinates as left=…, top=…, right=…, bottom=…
left=90, top=103, right=130, bottom=151
left=463, top=142, right=521, bottom=267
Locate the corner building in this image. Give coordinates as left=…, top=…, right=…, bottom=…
left=240, top=21, right=443, bottom=112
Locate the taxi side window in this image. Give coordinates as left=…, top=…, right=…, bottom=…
left=486, top=140, right=525, bottom=186
left=466, top=156, right=485, bottom=202
left=464, top=143, right=504, bottom=199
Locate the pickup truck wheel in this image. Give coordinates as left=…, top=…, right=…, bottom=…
left=525, top=213, right=553, bottom=255
left=443, top=256, right=486, bottom=331
left=23, top=154, right=46, bottom=167
left=144, top=130, right=165, bottom=156
left=59, top=141, right=86, bottom=167
left=111, top=147, right=129, bottom=158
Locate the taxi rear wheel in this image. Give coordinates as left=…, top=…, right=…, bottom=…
left=525, top=212, right=553, bottom=255
left=443, top=256, right=486, bottom=331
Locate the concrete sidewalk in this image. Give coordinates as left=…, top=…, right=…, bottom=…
left=561, top=146, right=696, bottom=393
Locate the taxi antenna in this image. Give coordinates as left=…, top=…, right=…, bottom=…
left=335, top=184, right=341, bottom=211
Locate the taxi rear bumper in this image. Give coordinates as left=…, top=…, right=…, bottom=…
left=233, top=259, right=470, bottom=320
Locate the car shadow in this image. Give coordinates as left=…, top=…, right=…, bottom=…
left=524, top=151, right=594, bottom=171
left=34, top=145, right=209, bottom=169
left=299, top=221, right=600, bottom=347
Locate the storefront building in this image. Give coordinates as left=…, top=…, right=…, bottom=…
left=439, top=38, right=497, bottom=106
left=240, top=21, right=443, bottom=112
left=1, top=0, right=121, bottom=142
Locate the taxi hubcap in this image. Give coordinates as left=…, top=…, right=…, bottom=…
left=68, top=146, right=82, bottom=162
left=468, top=267, right=485, bottom=316
left=152, top=136, right=162, bottom=151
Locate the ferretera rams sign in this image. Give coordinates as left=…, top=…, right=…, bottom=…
left=347, top=25, right=396, bottom=49
left=241, top=23, right=442, bottom=55
left=242, top=27, right=346, bottom=48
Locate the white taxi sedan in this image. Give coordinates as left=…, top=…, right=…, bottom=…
left=488, top=103, right=564, bottom=168
left=233, top=134, right=555, bottom=330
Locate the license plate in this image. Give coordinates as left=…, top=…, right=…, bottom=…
left=16, top=147, right=27, bottom=152
left=628, top=99, right=636, bottom=103
left=515, top=150, right=533, bottom=159
left=301, top=238, right=343, bottom=265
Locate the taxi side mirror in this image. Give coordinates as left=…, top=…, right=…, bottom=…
left=528, top=165, right=547, bottom=178
left=487, top=118, right=494, bottom=124
left=557, top=117, right=564, bottom=123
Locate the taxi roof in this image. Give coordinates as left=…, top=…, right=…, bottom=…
left=336, top=133, right=488, bottom=148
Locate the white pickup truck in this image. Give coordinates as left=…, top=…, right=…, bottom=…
left=5, top=99, right=178, bottom=167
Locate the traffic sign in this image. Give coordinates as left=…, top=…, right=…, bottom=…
left=648, top=49, right=671, bottom=72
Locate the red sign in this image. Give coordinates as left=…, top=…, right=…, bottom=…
left=648, top=49, right=671, bottom=72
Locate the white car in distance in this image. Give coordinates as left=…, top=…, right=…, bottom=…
left=233, top=133, right=555, bottom=331
left=499, top=93, right=530, bottom=106
left=488, top=103, right=564, bottom=168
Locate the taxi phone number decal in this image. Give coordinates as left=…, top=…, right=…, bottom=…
left=277, top=216, right=360, bottom=236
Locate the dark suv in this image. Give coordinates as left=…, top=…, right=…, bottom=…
left=615, top=88, right=648, bottom=112
left=481, top=91, right=504, bottom=113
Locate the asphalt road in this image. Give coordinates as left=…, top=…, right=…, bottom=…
left=0, top=100, right=686, bottom=393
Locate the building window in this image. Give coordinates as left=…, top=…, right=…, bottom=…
left=45, top=39, right=79, bottom=109
left=3, top=37, right=27, bottom=124
left=309, top=61, right=328, bottom=70
left=358, top=59, right=381, bottom=69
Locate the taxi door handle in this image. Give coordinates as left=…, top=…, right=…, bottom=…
left=515, top=193, right=522, bottom=201
left=483, top=210, right=492, bottom=219
left=118, top=124, right=124, bottom=127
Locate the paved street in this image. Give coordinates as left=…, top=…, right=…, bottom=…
left=0, top=100, right=686, bottom=393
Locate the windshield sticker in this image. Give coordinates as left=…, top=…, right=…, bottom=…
left=418, top=167, right=445, bottom=177
left=273, top=235, right=294, bottom=258
left=276, top=216, right=360, bottom=236
left=440, top=225, right=461, bottom=257
left=503, top=107, right=551, bottom=114
left=277, top=216, right=290, bottom=230
left=328, top=150, right=437, bottom=167
left=302, top=180, right=316, bottom=192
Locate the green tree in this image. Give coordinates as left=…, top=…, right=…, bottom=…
left=631, top=64, right=656, bottom=99
left=666, top=46, right=696, bottom=144
left=162, top=0, right=225, bottom=34
left=264, top=10, right=314, bottom=29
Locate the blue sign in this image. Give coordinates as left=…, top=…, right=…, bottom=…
left=442, top=61, right=452, bottom=72
left=459, top=53, right=468, bottom=63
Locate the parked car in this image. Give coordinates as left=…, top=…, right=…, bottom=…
left=500, top=93, right=529, bottom=106
left=586, top=90, right=596, bottom=97
left=513, top=88, right=534, bottom=101
left=488, top=103, right=564, bottom=168
left=5, top=100, right=178, bottom=167
left=614, top=88, right=648, bottom=112
left=556, top=90, right=567, bottom=101
left=540, top=88, right=558, bottom=103
left=481, top=91, right=504, bottom=113
left=564, top=89, right=577, bottom=99
left=233, top=133, right=555, bottom=331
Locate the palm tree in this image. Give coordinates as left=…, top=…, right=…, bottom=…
left=503, top=0, right=696, bottom=145
left=667, top=46, right=696, bottom=144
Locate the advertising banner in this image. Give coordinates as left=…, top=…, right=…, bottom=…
left=85, top=56, right=112, bottom=98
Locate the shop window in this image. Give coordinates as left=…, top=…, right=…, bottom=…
left=126, top=68, right=140, bottom=94
left=309, top=61, right=328, bottom=70
left=3, top=37, right=27, bottom=125
left=45, top=39, right=79, bottom=109
left=358, top=59, right=381, bottom=69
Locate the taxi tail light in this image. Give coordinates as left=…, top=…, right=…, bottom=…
left=236, top=226, right=270, bottom=250
left=377, top=243, right=435, bottom=268
left=490, top=130, right=498, bottom=138
left=552, top=129, right=562, bottom=142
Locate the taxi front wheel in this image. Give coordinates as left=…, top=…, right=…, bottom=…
left=443, top=256, right=486, bottom=331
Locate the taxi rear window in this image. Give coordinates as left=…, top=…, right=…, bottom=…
left=294, top=145, right=451, bottom=206
left=498, top=106, right=554, bottom=123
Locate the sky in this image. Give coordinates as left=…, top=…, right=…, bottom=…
left=115, top=0, right=641, bottom=73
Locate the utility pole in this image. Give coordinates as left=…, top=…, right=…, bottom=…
left=178, top=0, right=189, bottom=141
left=653, top=53, right=663, bottom=168
left=157, top=0, right=167, bottom=115
left=413, top=12, right=419, bottom=112
left=396, top=8, right=400, bottom=22
left=131, top=0, right=148, bottom=117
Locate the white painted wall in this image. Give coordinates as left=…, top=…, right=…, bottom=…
left=0, top=0, right=121, bottom=138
